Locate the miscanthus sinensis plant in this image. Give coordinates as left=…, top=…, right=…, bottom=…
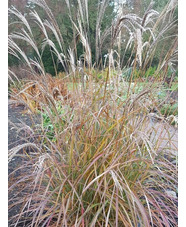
left=8, top=0, right=178, bottom=226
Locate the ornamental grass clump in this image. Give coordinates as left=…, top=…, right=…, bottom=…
left=9, top=78, right=177, bottom=226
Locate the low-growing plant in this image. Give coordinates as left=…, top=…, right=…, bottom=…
left=41, top=103, right=72, bottom=142
left=160, top=103, right=178, bottom=117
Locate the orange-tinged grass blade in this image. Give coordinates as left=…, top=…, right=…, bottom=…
left=82, top=163, right=120, bottom=194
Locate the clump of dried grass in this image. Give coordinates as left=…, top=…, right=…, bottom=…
left=9, top=78, right=178, bottom=226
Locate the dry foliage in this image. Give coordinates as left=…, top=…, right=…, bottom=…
left=9, top=73, right=69, bottom=112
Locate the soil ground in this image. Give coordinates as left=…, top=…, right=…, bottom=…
left=8, top=100, right=40, bottom=226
